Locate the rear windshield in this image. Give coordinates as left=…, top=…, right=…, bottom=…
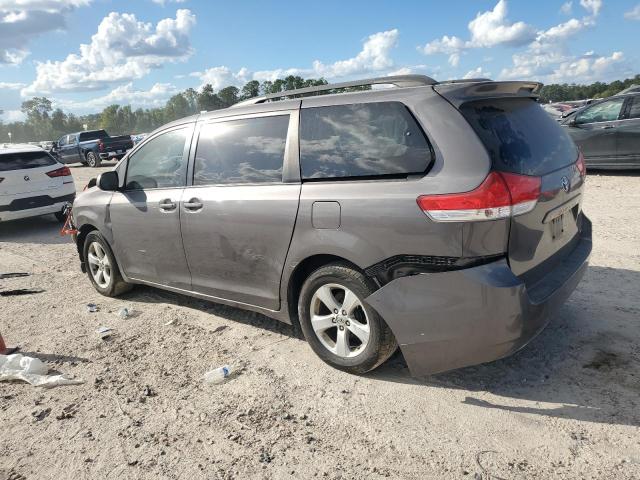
left=460, top=98, right=577, bottom=176
left=0, top=151, right=57, bottom=171
left=79, top=130, right=109, bottom=142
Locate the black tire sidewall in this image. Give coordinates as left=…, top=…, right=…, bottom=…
left=86, top=152, right=98, bottom=167
left=83, top=231, right=118, bottom=296
left=298, top=266, right=386, bottom=373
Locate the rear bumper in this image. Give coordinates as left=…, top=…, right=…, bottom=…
left=0, top=192, right=75, bottom=222
left=99, top=151, right=127, bottom=160
left=365, top=217, right=592, bottom=376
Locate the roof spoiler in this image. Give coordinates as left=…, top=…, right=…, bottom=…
left=434, top=81, right=542, bottom=108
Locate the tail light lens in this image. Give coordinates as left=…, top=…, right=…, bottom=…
left=576, top=151, right=586, bottom=178
left=417, top=171, right=541, bottom=222
left=46, top=166, right=72, bottom=178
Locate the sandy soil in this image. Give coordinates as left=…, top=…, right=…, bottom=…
left=1, top=164, right=639, bottom=480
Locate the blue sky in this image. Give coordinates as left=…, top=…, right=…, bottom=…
left=1, top=0, right=639, bottom=121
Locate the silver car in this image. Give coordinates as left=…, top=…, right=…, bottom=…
left=71, top=75, right=592, bottom=375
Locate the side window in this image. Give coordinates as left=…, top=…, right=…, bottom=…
left=125, top=128, right=189, bottom=190
left=299, top=102, right=432, bottom=180
left=58, top=135, right=67, bottom=147
left=68, top=134, right=77, bottom=144
left=193, top=115, right=289, bottom=185
left=625, top=96, right=640, bottom=119
left=575, top=98, right=625, bottom=124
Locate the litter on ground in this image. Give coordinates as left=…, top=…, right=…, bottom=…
left=0, top=354, right=84, bottom=388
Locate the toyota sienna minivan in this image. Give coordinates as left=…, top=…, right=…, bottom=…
left=70, top=75, right=592, bottom=376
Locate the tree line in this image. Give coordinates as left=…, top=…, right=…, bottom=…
left=1, top=74, right=638, bottom=143
left=0, top=76, right=329, bottom=143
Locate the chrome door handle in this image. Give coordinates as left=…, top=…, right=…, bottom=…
left=183, top=198, right=203, bottom=211
left=600, top=125, right=614, bottom=129
left=159, top=199, right=177, bottom=211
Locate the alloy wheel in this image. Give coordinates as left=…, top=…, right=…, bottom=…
left=309, top=283, right=370, bottom=358
left=87, top=241, right=112, bottom=288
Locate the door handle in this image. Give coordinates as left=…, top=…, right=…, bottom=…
left=159, top=199, right=177, bottom=211
left=600, top=125, right=614, bottom=129
left=183, top=198, right=203, bottom=211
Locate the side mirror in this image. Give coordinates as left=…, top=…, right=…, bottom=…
left=98, top=171, right=119, bottom=191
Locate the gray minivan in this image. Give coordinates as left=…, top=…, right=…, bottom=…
left=71, top=75, right=592, bottom=376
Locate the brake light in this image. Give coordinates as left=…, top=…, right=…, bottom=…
left=417, top=171, right=541, bottom=222
left=97, top=140, right=104, bottom=151
left=46, top=166, right=72, bottom=178
left=576, top=151, right=586, bottom=178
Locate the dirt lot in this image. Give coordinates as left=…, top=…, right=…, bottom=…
left=1, top=164, right=639, bottom=480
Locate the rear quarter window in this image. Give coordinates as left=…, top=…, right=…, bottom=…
left=0, top=151, right=57, bottom=171
left=300, top=102, right=433, bottom=180
left=461, top=98, right=578, bottom=176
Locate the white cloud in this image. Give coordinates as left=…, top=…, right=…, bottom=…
left=193, top=29, right=400, bottom=89
left=625, top=4, right=640, bottom=20
left=560, top=1, right=573, bottom=15
left=419, top=0, right=536, bottom=61
left=467, top=0, right=537, bottom=47
left=0, top=81, right=26, bottom=89
left=56, top=82, right=179, bottom=111
left=463, top=67, right=492, bottom=79
left=579, top=0, right=602, bottom=16
left=0, top=109, right=26, bottom=122
left=0, top=0, right=91, bottom=64
left=22, top=9, right=196, bottom=95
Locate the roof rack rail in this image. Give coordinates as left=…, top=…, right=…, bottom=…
left=231, top=74, right=437, bottom=107
left=439, top=78, right=492, bottom=84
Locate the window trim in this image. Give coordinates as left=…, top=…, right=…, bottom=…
left=123, top=123, right=195, bottom=192
left=187, top=109, right=299, bottom=188
left=621, top=95, right=640, bottom=120
left=298, top=101, right=435, bottom=182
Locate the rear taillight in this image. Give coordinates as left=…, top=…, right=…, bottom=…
left=576, top=151, right=586, bottom=178
left=46, top=166, right=72, bottom=178
left=417, top=171, right=541, bottom=222
left=98, top=140, right=104, bottom=151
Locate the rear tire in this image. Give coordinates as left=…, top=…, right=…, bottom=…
left=83, top=231, right=131, bottom=297
left=86, top=151, right=101, bottom=168
left=298, top=263, right=397, bottom=374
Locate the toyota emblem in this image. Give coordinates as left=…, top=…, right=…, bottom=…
left=24, top=175, right=30, bottom=181
left=561, top=176, right=570, bottom=193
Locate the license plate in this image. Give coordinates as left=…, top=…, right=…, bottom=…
left=551, top=214, right=565, bottom=240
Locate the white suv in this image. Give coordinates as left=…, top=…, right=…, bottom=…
left=0, top=143, right=76, bottom=223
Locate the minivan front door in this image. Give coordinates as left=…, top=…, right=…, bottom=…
left=109, top=125, right=194, bottom=290
left=180, top=112, right=300, bottom=311
left=567, top=97, right=625, bottom=166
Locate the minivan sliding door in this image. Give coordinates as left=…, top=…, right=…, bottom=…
left=180, top=111, right=301, bottom=310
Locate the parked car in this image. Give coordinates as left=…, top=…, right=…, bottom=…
left=0, top=143, right=75, bottom=223
left=561, top=92, right=640, bottom=169
left=70, top=75, right=591, bottom=376
left=52, top=130, right=134, bottom=168
left=131, top=133, right=148, bottom=145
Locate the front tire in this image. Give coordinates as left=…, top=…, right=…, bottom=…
left=298, top=263, right=397, bottom=374
left=86, top=151, right=101, bottom=168
left=83, top=231, right=131, bottom=297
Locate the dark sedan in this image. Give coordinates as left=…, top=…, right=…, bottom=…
left=561, top=93, right=640, bottom=169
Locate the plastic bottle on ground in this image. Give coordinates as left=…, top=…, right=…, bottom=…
left=203, top=365, right=232, bottom=384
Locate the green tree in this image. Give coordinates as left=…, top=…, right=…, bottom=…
left=241, top=80, right=260, bottom=100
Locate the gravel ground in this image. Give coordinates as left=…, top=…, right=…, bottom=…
left=1, top=164, right=639, bottom=480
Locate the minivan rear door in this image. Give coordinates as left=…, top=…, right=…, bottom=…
left=180, top=110, right=301, bottom=311
left=458, top=95, right=585, bottom=285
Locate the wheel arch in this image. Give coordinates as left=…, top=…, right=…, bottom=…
left=286, top=254, right=368, bottom=327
